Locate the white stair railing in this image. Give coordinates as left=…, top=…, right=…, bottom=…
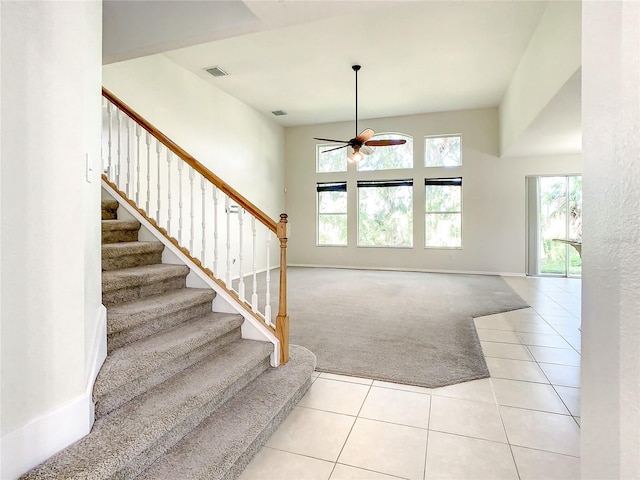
left=101, top=88, right=290, bottom=364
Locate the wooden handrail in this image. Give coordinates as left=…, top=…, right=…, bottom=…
left=102, top=87, right=277, bottom=233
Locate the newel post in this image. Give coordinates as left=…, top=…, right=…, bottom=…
left=276, top=213, right=289, bottom=364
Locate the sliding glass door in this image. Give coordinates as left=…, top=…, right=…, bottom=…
left=526, top=175, right=582, bottom=277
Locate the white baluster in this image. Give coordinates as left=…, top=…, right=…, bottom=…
left=135, top=123, right=141, bottom=206
left=125, top=117, right=131, bottom=197
left=237, top=207, right=245, bottom=301
left=225, top=196, right=232, bottom=288
left=251, top=217, right=258, bottom=312
left=156, top=139, right=162, bottom=222
left=145, top=131, right=151, bottom=214
left=106, top=102, right=113, bottom=179
left=178, top=160, right=184, bottom=244
left=189, top=168, right=195, bottom=253
left=265, top=236, right=272, bottom=325
left=101, top=98, right=107, bottom=173
left=213, top=186, right=219, bottom=277
left=166, top=151, right=172, bottom=235
left=116, top=109, right=121, bottom=187
left=201, top=176, right=206, bottom=263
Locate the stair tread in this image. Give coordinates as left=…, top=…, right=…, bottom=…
left=95, top=312, right=244, bottom=397
left=139, top=345, right=316, bottom=480
left=22, top=339, right=274, bottom=480
left=107, top=288, right=216, bottom=334
left=101, top=200, right=118, bottom=209
left=101, top=219, right=140, bottom=231
left=101, top=201, right=118, bottom=220
left=102, top=264, right=190, bottom=291
left=101, top=241, right=164, bottom=258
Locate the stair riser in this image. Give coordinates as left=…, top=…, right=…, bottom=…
left=112, top=357, right=271, bottom=480
left=102, top=251, right=163, bottom=271
left=96, top=328, right=243, bottom=418
left=107, top=301, right=214, bottom=353
left=102, top=276, right=186, bottom=307
left=102, top=229, right=139, bottom=244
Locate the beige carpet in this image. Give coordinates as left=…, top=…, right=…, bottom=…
left=286, top=267, right=529, bottom=388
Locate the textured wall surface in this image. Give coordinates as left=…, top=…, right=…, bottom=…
left=581, top=1, right=640, bottom=478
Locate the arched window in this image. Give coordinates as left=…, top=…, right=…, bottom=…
left=357, top=133, right=413, bottom=171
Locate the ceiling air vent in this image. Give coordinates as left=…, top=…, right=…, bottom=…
left=205, top=66, right=229, bottom=77
left=272, top=110, right=287, bottom=116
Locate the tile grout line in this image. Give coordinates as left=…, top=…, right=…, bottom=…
left=423, top=392, right=435, bottom=480
left=494, top=279, right=582, bottom=475
left=485, top=373, right=523, bottom=480
left=329, top=380, right=373, bottom=475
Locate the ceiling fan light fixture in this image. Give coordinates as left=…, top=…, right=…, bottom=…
left=348, top=148, right=364, bottom=163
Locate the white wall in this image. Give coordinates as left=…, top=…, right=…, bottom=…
left=581, top=1, right=640, bottom=478
left=102, top=54, right=286, bottom=220
left=0, top=1, right=103, bottom=478
left=500, top=0, right=581, bottom=156
left=285, top=108, right=581, bottom=275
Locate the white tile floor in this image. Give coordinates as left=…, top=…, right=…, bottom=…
left=239, top=276, right=581, bottom=480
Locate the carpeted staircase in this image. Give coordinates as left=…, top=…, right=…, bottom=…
left=20, top=199, right=315, bottom=480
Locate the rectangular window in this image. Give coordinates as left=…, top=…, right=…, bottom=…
left=425, top=177, right=462, bottom=248
left=358, top=179, right=413, bottom=247
left=317, top=144, right=347, bottom=173
left=425, top=134, right=462, bottom=167
left=317, top=182, right=347, bottom=245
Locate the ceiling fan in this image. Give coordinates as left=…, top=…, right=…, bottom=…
left=314, top=64, right=406, bottom=163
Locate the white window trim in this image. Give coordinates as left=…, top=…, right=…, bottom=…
left=424, top=177, right=463, bottom=249
left=424, top=133, right=463, bottom=168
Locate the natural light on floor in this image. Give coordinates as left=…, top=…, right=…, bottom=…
left=239, top=275, right=581, bottom=480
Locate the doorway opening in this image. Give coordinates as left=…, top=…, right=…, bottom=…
left=526, top=175, right=582, bottom=277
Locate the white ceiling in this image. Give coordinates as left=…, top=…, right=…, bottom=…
left=104, top=0, right=581, bottom=155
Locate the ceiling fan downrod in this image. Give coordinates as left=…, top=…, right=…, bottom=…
left=353, top=64, right=361, bottom=137
left=312, top=63, right=406, bottom=160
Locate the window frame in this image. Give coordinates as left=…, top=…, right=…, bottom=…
left=356, top=132, right=414, bottom=172
left=316, top=143, right=348, bottom=173
left=424, top=177, right=463, bottom=249
left=316, top=181, right=348, bottom=246
left=357, top=179, right=414, bottom=248
left=424, top=134, right=462, bottom=168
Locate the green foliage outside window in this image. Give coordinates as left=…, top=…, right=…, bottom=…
left=539, top=176, right=582, bottom=275
left=318, top=187, right=347, bottom=245
left=357, top=133, right=413, bottom=171
left=317, top=145, right=347, bottom=173
left=425, top=135, right=461, bottom=167
left=358, top=183, right=413, bottom=247
left=425, top=180, right=462, bottom=248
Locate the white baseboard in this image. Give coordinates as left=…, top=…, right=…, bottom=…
left=288, top=263, right=524, bottom=277
left=1, top=307, right=107, bottom=479
left=1, top=391, right=94, bottom=480
left=88, top=305, right=108, bottom=414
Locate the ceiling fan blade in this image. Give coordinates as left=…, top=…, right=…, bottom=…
left=365, top=139, right=407, bottom=147
left=321, top=144, right=348, bottom=153
left=355, top=128, right=375, bottom=143
left=360, top=145, right=374, bottom=155
left=313, top=137, right=349, bottom=144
